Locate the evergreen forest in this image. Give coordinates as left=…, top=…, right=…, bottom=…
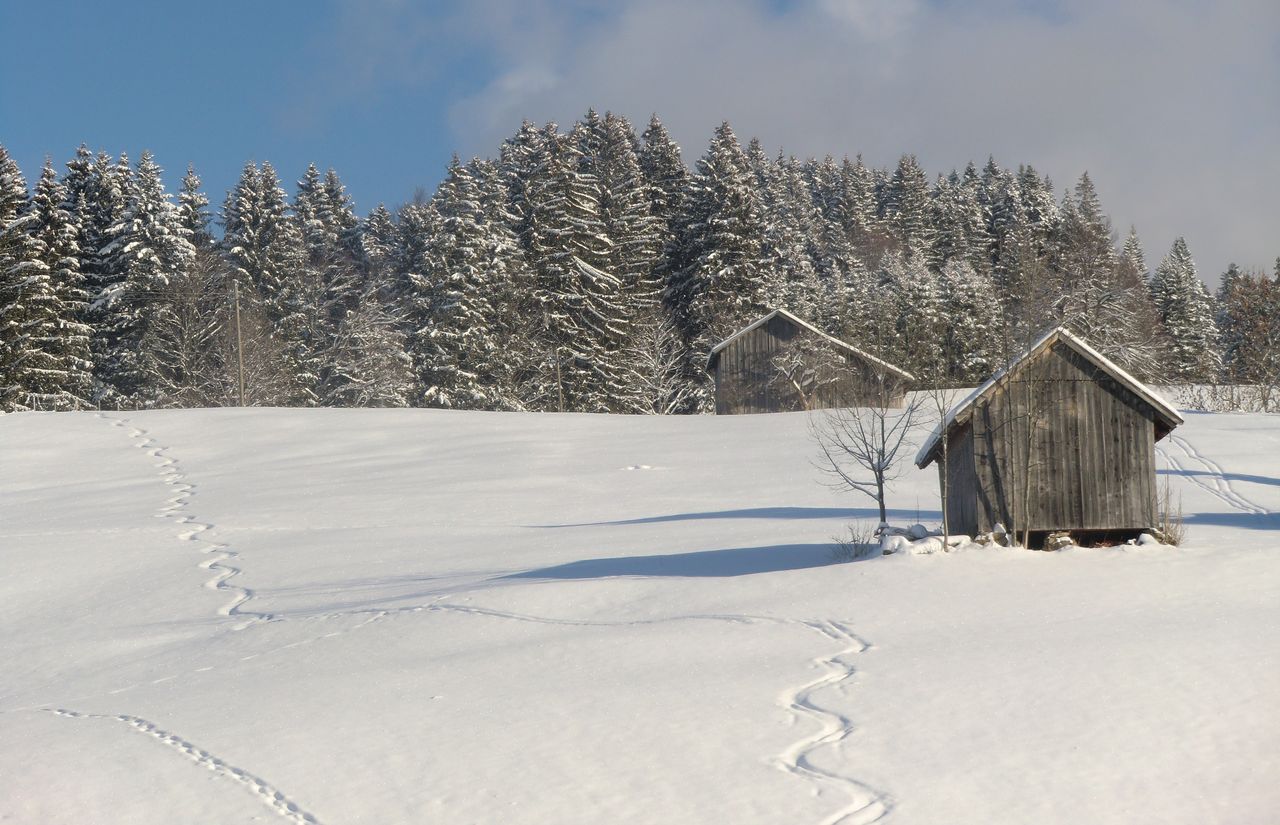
left=2, top=111, right=1277, bottom=414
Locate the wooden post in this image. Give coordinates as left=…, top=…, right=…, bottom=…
left=232, top=279, right=246, bottom=407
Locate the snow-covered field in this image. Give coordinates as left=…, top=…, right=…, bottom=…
left=1, top=406, right=1277, bottom=824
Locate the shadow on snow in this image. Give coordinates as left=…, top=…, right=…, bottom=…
left=505, top=542, right=864, bottom=580
left=1158, top=468, right=1280, bottom=488
left=1183, top=511, right=1280, bottom=530
left=530, top=505, right=942, bottom=529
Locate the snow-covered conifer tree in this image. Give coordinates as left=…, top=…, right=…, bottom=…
left=1150, top=237, right=1219, bottom=381
left=591, top=113, right=662, bottom=298
left=497, top=121, right=548, bottom=257
left=929, top=170, right=986, bottom=273
left=638, top=114, right=691, bottom=302
left=1051, top=173, right=1119, bottom=334
left=883, top=154, right=933, bottom=251
left=759, top=154, right=823, bottom=322
left=406, top=157, right=501, bottom=409
left=0, top=147, right=37, bottom=408
left=95, top=151, right=196, bottom=407
left=360, top=205, right=396, bottom=275
left=524, top=124, right=630, bottom=411
left=12, top=160, right=94, bottom=409
left=177, top=165, right=213, bottom=250
left=938, top=258, right=1001, bottom=382
left=66, top=151, right=134, bottom=401
left=222, top=161, right=310, bottom=403
left=665, top=121, right=769, bottom=406
left=1217, top=266, right=1280, bottom=408
left=879, top=247, right=944, bottom=381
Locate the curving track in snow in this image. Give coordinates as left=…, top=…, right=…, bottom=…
left=83, top=415, right=889, bottom=824
left=98, top=413, right=272, bottom=629
left=417, top=603, right=891, bottom=825
left=1159, top=433, right=1272, bottom=516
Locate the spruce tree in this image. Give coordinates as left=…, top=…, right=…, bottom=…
left=883, top=154, right=933, bottom=251
left=177, top=165, right=213, bottom=250
left=497, top=120, right=548, bottom=258
left=804, top=157, right=858, bottom=315
left=93, top=151, right=195, bottom=406
left=1150, top=237, right=1219, bottom=381
left=222, top=161, right=309, bottom=403
left=0, top=148, right=40, bottom=408
left=15, top=160, right=94, bottom=409
left=929, top=170, right=985, bottom=273
left=879, top=247, right=943, bottom=381
left=407, top=157, right=501, bottom=409
left=592, top=113, right=662, bottom=298
left=468, top=157, right=536, bottom=410
left=1052, top=173, right=1119, bottom=338
left=1216, top=266, right=1280, bottom=407
left=295, top=165, right=365, bottom=405
left=524, top=123, right=629, bottom=411
left=939, top=258, right=1001, bottom=382
left=759, top=154, right=823, bottom=322
left=361, top=204, right=397, bottom=276
left=638, top=115, right=690, bottom=288
left=839, top=155, right=882, bottom=259
left=666, top=121, right=769, bottom=402
left=1106, top=228, right=1167, bottom=378
left=70, top=152, right=135, bottom=403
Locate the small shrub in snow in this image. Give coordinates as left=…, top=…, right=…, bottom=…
left=1155, top=476, right=1186, bottom=546
left=831, top=521, right=878, bottom=561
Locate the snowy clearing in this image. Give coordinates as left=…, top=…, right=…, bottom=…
left=1, top=406, right=1277, bottom=824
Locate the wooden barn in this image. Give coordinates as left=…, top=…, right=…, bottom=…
left=915, top=327, right=1183, bottom=542
left=706, top=308, right=914, bottom=415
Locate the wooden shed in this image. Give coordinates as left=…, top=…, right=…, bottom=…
left=915, top=327, right=1183, bottom=542
left=706, top=309, right=914, bottom=414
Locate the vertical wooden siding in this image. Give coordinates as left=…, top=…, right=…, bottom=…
left=714, top=316, right=905, bottom=414
left=961, top=341, right=1158, bottom=532
left=943, top=421, right=979, bottom=536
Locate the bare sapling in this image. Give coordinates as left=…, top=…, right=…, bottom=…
left=811, top=374, right=923, bottom=525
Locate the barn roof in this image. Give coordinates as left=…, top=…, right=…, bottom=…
left=705, top=308, right=915, bottom=381
left=915, top=326, right=1183, bottom=469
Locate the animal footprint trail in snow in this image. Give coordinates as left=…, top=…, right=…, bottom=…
left=49, top=709, right=323, bottom=824
left=96, top=413, right=272, bottom=629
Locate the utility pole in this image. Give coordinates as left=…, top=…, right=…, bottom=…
left=232, top=279, right=246, bottom=407
left=544, top=308, right=564, bottom=412
left=555, top=347, right=564, bottom=413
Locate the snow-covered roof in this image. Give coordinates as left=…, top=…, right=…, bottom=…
left=915, top=326, right=1184, bottom=469
left=705, top=308, right=915, bottom=382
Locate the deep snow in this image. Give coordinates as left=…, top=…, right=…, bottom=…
left=1, top=406, right=1277, bottom=824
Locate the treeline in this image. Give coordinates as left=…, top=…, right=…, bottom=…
left=1, top=110, right=1277, bottom=414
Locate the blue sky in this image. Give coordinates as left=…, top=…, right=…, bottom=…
left=2, top=0, right=1277, bottom=280
left=0, top=1, right=481, bottom=213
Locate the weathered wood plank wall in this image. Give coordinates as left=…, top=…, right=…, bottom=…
left=714, top=315, right=905, bottom=414
left=959, top=341, right=1158, bottom=533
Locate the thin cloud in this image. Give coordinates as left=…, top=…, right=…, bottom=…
left=296, top=0, right=1280, bottom=279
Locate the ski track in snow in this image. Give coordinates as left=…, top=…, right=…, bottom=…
left=48, top=708, right=322, bottom=824
left=415, top=603, right=891, bottom=824
left=777, top=620, right=890, bottom=825
left=98, top=413, right=272, bottom=629
left=1159, top=433, right=1271, bottom=516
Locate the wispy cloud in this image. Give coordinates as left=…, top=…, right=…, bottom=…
left=293, top=0, right=1280, bottom=279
